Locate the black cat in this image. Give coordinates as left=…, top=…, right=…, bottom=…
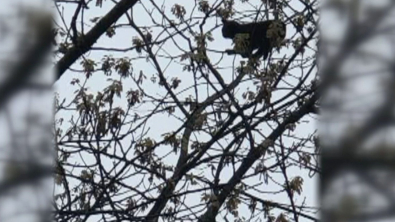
left=221, top=19, right=286, bottom=60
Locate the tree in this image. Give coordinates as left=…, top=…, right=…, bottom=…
left=53, top=0, right=319, bottom=221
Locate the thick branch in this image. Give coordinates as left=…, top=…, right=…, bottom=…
left=145, top=73, right=247, bottom=221
left=198, top=93, right=318, bottom=222
left=55, top=0, right=139, bottom=81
